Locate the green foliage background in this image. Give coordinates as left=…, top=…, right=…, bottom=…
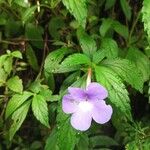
left=0, top=0, right=150, bottom=149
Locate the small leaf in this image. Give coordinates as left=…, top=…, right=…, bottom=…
left=99, top=18, right=113, bottom=37
left=7, top=76, right=23, bottom=93
left=62, top=0, right=87, bottom=28
left=5, top=91, right=33, bottom=119
left=44, top=47, right=70, bottom=73
left=90, top=135, right=118, bottom=147
left=77, top=27, right=97, bottom=57
left=22, top=6, right=37, bottom=24
left=142, top=0, right=150, bottom=41
left=11, top=51, right=22, bottom=59
left=25, top=23, right=44, bottom=49
left=26, top=45, right=39, bottom=71
left=112, top=20, right=129, bottom=39
left=0, top=69, right=8, bottom=86
left=3, top=56, right=13, bottom=74
left=32, top=94, right=49, bottom=127
left=120, top=0, right=131, bottom=20
left=105, top=0, right=116, bottom=10
left=100, top=38, right=118, bottom=58
left=9, top=100, right=31, bottom=140
left=56, top=53, right=91, bottom=73
left=48, top=17, right=65, bottom=40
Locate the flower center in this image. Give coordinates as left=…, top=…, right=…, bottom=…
left=78, top=101, right=93, bottom=112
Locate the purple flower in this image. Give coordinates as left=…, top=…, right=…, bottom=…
left=62, top=82, right=113, bottom=131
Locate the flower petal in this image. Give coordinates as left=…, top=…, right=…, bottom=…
left=91, top=100, right=112, bottom=124
left=62, top=94, right=77, bottom=114
left=70, top=110, right=92, bottom=131
left=86, top=82, right=108, bottom=100
left=68, top=87, right=86, bottom=101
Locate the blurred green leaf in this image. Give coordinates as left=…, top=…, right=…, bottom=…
left=25, top=23, right=44, bottom=49
left=22, top=6, right=37, bottom=24
left=120, top=0, right=131, bottom=20
left=105, top=0, right=116, bottom=10
left=26, top=45, right=39, bottom=71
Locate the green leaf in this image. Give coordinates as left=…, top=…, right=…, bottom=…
left=14, top=0, right=30, bottom=8
left=77, top=28, right=97, bottom=57
left=120, top=0, right=131, bottom=20
left=11, top=51, right=22, bottom=59
left=105, top=0, right=116, bottom=10
left=126, top=47, right=150, bottom=81
left=142, top=0, right=150, bottom=41
left=102, top=58, right=144, bottom=92
left=26, top=45, right=39, bottom=71
left=48, top=17, right=65, bottom=40
left=100, top=19, right=129, bottom=39
left=112, top=20, right=129, bottom=39
left=3, top=57, right=13, bottom=74
left=62, top=0, right=87, bottom=28
left=39, top=88, right=52, bottom=101
left=32, top=94, right=49, bottom=127
left=99, top=18, right=113, bottom=37
left=0, top=69, right=7, bottom=86
left=45, top=128, right=58, bottom=150
left=7, top=76, right=23, bottom=93
left=22, top=6, right=37, bottom=24
left=44, top=47, right=70, bottom=73
left=90, top=135, right=118, bottom=147
left=100, top=38, right=118, bottom=58
left=57, top=109, right=78, bottom=150
left=5, top=91, right=33, bottom=119
left=25, top=23, right=44, bottom=49
left=95, top=65, right=132, bottom=119
left=9, top=100, right=31, bottom=140
left=92, top=49, right=106, bottom=64
left=56, top=53, right=91, bottom=73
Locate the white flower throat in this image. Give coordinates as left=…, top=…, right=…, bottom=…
left=78, top=101, right=93, bottom=112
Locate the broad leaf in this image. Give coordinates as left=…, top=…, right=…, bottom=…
left=77, top=28, right=97, bottom=57
left=32, top=94, right=49, bottom=127
left=126, top=47, right=150, bottom=81
left=5, top=91, right=33, bottom=119
left=102, top=58, right=144, bottom=92
left=9, top=100, right=31, bottom=140
left=0, top=69, right=7, bottom=86
left=11, top=51, right=22, bottom=59
left=105, top=0, right=116, bottom=10
left=92, top=49, right=105, bottom=64
left=95, top=65, right=132, bottom=119
left=7, top=76, right=23, bottom=93
left=62, top=0, right=87, bottom=28
left=3, top=57, right=13, bottom=74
